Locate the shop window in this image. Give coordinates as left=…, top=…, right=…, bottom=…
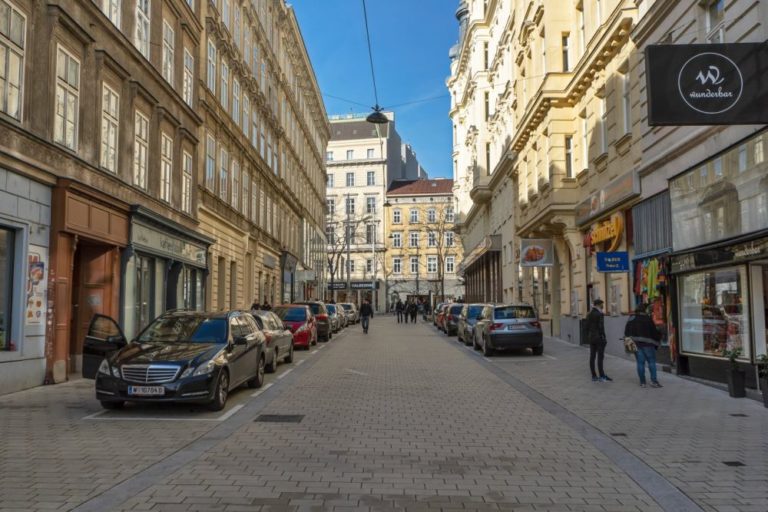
left=0, top=227, right=14, bottom=350
left=680, top=266, right=750, bottom=359
left=135, top=254, right=154, bottom=336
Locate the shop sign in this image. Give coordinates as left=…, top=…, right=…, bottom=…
left=671, top=237, right=768, bottom=273
left=327, top=281, right=380, bottom=290
left=575, top=172, right=639, bottom=225
left=596, top=252, right=630, bottom=273
left=26, top=247, right=47, bottom=326
left=646, top=43, right=768, bottom=125
left=520, top=239, right=554, bottom=267
left=586, top=214, right=624, bottom=252
left=132, top=223, right=206, bottom=266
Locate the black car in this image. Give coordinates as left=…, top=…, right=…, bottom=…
left=83, top=311, right=266, bottom=411
left=296, top=301, right=332, bottom=341
left=252, top=309, right=294, bottom=373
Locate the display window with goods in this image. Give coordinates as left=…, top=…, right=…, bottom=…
left=679, top=266, right=750, bottom=359
left=633, top=257, right=670, bottom=336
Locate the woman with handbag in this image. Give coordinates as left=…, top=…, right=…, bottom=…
left=624, top=304, right=663, bottom=388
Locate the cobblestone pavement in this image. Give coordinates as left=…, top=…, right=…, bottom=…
left=0, top=318, right=765, bottom=511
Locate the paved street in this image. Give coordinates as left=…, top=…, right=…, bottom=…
left=1, top=318, right=767, bottom=512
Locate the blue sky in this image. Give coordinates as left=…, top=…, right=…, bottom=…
left=291, top=0, right=457, bottom=178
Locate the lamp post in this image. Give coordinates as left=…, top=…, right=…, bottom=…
left=368, top=219, right=380, bottom=311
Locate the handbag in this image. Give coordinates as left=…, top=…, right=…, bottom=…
left=624, top=336, right=638, bottom=354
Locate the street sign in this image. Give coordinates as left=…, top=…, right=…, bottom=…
left=596, top=252, right=629, bottom=273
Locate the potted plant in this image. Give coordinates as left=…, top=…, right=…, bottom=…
left=722, top=347, right=746, bottom=398
left=757, top=354, right=768, bottom=408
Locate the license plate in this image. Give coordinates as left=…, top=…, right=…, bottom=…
left=128, top=386, right=165, bottom=396
left=508, top=325, right=525, bottom=330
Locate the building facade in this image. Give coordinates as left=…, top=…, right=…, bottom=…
left=200, top=0, right=328, bottom=311
left=385, top=179, right=463, bottom=307
left=324, top=113, right=424, bottom=310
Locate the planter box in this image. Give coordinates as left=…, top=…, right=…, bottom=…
left=727, top=369, right=746, bottom=398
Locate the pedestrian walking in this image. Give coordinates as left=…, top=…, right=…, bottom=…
left=262, top=298, right=272, bottom=311
left=250, top=299, right=261, bottom=313
left=408, top=301, right=418, bottom=323
left=359, top=299, right=373, bottom=334
left=586, top=299, right=612, bottom=382
left=624, top=304, right=663, bottom=388
left=396, top=299, right=404, bottom=323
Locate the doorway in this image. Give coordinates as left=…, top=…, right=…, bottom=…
left=751, top=263, right=768, bottom=358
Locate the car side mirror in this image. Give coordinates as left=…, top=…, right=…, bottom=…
left=233, top=336, right=248, bottom=346
left=106, top=334, right=127, bottom=348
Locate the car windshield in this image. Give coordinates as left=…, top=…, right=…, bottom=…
left=327, top=305, right=337, bottom=314
left=136, top=316, right=227, bottom=344
left=494, top=306, right=536, bottom=320
left=467, top=305, right=484, bottom=318
left=341, top=304, right=352, bottom=311
left=450, top=305, right=463, bottom=314
left=275, top=307, right=307, bottom=322
left=304, top=303, right=321, bottom=314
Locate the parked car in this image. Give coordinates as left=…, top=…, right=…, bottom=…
left=274, top=304, right=317, bottom=349
left=436, top=304, right=450, bottom=332
left=443, top=304, right=464, bottom=336
left=340, top=303, right=359, bottom=324
left=83, top=311, right=266, bottom=411
left=457, top=304, right=488, bottom=346
left=296, top=301, right=332, bottom=341
left=252, top=310, right=294, bottom=373
left=326, top=304, right=343, bottom=333
left=474, top=304, right=543, bottom=356
left=433, top=303, right=445, bottom=326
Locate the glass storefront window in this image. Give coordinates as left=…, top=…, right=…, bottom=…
left=0, top=228, right=15, bottom=350
left=680, top=266, right=750, bottom=358
left=136, top=255, right=154, bottom=336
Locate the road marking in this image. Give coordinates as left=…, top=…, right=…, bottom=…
left=276, top=368, right=293, bottom=380
left=483, top=357, right=492, bottom=362
left=345, top=369, right=368, bottom=376
left=250, top=382, right=274, bottom=397
left=311, top=350, right=318, bottom=354
left=214, top=404, right=243, bottom=421
left=318, top=345, right=326, bottom=350
left=296, top=359, right=305, bottom=366
left=82, top=403, right=244, bottom=422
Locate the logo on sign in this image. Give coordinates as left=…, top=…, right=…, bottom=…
left=678, top=52, right=743, bottom=115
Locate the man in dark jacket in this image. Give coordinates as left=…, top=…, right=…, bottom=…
left=395, top=300, right=404, bottom=323
left=359, top=299, right=374, bottom=334
left=586, top=299, right=611, bottom=382
left=625, top=304, right=662, bottom=387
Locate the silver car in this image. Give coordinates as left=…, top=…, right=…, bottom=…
left=457, top=303, right=489, bottom=346
left=474, top=304, right=543, bottom=356
left=339, top=303, right=359, bottom=324
left=326, top=304, right=343, bottom=332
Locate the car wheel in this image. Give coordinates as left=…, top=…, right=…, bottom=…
left=266, top=348, right=278, bottom=373
left=100, top=400, right=125, bottom=410
left=532, top=345, right=544, bottom=356
left=247, top=355, right=266, bottom=389
left=457, top=330, right=464, bottom=343
left=209, top=370, right=229, bottom=411
left=482, top=336, right=494, bottom=357
left=285, top=343, right=294, bottom=363
left=464, top=333, right=473, bottom=346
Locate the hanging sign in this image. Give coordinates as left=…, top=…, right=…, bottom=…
left=587, top=214, right=624, bottom=252
left=520, top=239, right=554, bottom=267
left=596, top=252, right=630, bottom=273
left=646, top=43, right=768, bottom=125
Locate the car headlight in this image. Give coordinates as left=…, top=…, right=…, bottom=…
left=111, top=365, right=121, bottom=378
left=98, top=359, right=110, bottom=375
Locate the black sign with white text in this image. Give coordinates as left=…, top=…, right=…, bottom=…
left=646, top=43, right=768, bottom=125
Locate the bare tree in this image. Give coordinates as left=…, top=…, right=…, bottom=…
left=325, top=213, right=373, bottom=301
left=416, top=201, right=461, bottom=304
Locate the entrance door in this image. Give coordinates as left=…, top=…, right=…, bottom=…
left=751, top=264, right=768, bottom=358
left=70, top=244, right=119, bottom=373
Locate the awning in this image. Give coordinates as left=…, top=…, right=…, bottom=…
left=457, top=235, right=501, bottom=276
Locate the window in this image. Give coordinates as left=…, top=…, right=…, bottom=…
left=250, top=175, right=258, bottom=222
left=160, top=133, right=173, bottom=203
left=183, top=48, right=194, bottom=105
left=54, top=46, right=80, bottom=150
left=366, top=259, right=373, bottom=273
left=365, top=224, right=375, bottom=244
left=220, top=62, right=229, bottom=108
left=705, top=0, right=725, bottom=43
left=596, top=0, right=602, bottom=25
left=392, top=232, right=402, bottom=248
left=206, top=39, right=216, bottom=92
left=428, top=231, right=437, bottom=247
left=409, top=208, right=418, bottom=223
left=231, top=159, right=240, bottom=210
left=326, top=151, right=333, bottom=161
left=99, top=0, right=121, bottom=28
left=0, top=227, right=15, bottom=350
left=484, top=91, right=490, bottom=120
left=100, top=84, right=119, bottom=172
left=133, top=111, right=149, bottom=188
left=562, top=33, right=570, bottom=71
left=409, top=231, right=419, bottom=248
left=393, top=257, right=402, bottom=274
left=393, top=208, right=401, bottom=224
left=346, top=149, right=353, bottom=160
left=427, top=256, right=437, bottom=274
left=483, top=41, right=489, bottom=69
left=367, top=148, right=374, bottom=159
left=326, top=198, right=335, bottom=215
left=446, top=231, right=455, bottom=247
left=182, top=151, right=192, bottom=213
left=427, top=208, right=436, bottom=223
left=242, top=96, right=249, bottom=138
left=622, top=72, right=631, bottom=134
left=600, top=97, right=608, bottom=154
left=581, top=110, right=588, bottom=170
left=410, top=256, right=419, bottom=274
left=345, top=196, right=355, bottom=215
left=232, top=79, right=240, bottom=126
left=346, top=259, right=355, bottom=273
left=205, top=135, right=216, bottom=190
left=162, top=20, right=174, bottom=86
left=565, top=135, right=574, bottom=178
left=0, top=0, right=24, bottom=121
left=219, top=148, right=229, bottom=200
left=222, top=0, right=230, bottom=27
left=346, top=172, right=354, bottom=187
left=755, top=135, right=764, bottom=164
left=366, top=196, right=376, bottom=214
left=578, top=5, right=585, bottom=55
left=135, top=0, right=150, bottom=58
left=367, top=171, right=375, bottom=186
left=251, top=109, right=258, bottom=147
left=540, top=30, right=546, bottom=74
left=446, top=206, right=455, bottom=223
left=446, top=256, right=455, bottom=274
left=327, top=174, right=334, bottom=188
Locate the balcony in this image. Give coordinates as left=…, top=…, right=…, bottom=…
left=470, top=167, right=492, bottom=205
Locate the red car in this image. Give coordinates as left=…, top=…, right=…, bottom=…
left=436, top=304, right=450, bottom=332
left=274, top=305, right=317, bottom=349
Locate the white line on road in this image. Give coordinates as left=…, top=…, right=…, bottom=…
left=345, top=369, right=368, bottom=376
left=214, top=404, right=243, bottom=421
left=296, top=359, right=305, bottom=365
left=311, top=350, right=318, bottom=354
left=250, top=382, right=274, bottom=397
left=276, top=368, right=293, bottom=379
left=82, top=403, right=244, bottom=422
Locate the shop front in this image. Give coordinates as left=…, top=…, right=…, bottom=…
left=328, top=281, right=381, bottom=307
left=281, top=252, right=299, bottom=304
left=122, top=206, right=212, bottom=340
left=460, top=235, right=502, bottom=304
left=669, top=130, right=768, bottom=386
